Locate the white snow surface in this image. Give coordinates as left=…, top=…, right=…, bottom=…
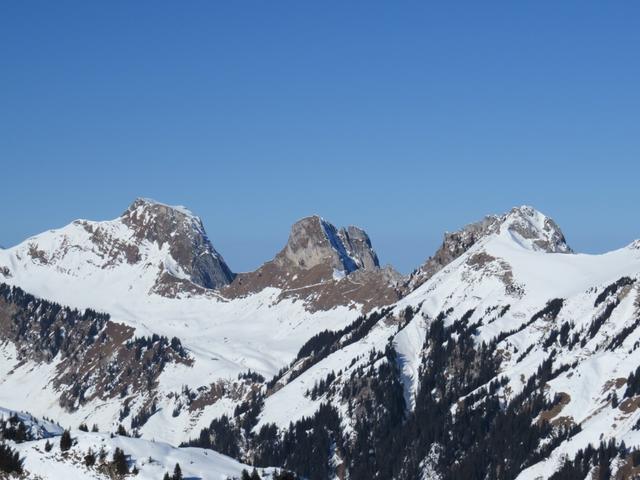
left=6, top=415, right=279, bottom=480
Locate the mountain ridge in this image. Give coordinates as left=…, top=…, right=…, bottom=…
left=3, top=200, right=640, bottom=479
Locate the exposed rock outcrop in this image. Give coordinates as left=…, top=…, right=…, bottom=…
left=225, top=215, right=402, bottom=311
left=272, top=216, right=379, bottom=275
left=121, top=198, right=235, bottom=290
left=338, top=226, right=380, bottom=271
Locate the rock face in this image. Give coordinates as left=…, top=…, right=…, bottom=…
left=408, top=206, right=571, bottom=290
left=225, top=215, right=402, bottom=311
left=121, top=198, right=235, bottom=290
left=338, top=226, right=380, bottom=271
left=273, top=216, right=379, bottom=275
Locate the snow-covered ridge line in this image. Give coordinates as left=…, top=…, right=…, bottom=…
left=129, top=197, right=198, bottom=218
left=3, top=199, right=640, bottom=478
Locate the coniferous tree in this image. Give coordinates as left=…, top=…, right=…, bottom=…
left=60, top=429, right=73, bottom=451
left=112, top=447, right=129, bottom=475
left=98, top=445, right=107, bottom=462
left=0, top=443, right=23, bottom=474
left=173, top=462, right=183, bottom=480
left=84, top=448, right=96, bottom=467
left=250, top=467, right=262, bottom=479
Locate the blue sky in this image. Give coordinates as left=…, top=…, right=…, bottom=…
left=1, top=2, right=639, bottom=273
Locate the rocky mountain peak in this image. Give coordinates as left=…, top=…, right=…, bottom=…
left=121, top=198, right=203, bottom=238
left=408, top=205, right=571, bottom=291
left=500, top=205, right=572, bottom=254
left=120, top=198, right=234, bottom=290
left=224, top=215, right=399, bottom=312
left=274, top=215, right=379, bottom=274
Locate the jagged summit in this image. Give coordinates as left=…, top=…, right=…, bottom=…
left=124, top=197, right=197, bottom=217
left=273, top=215, right=379, bottom=275
left=338, top=225, right=380, bottom=270
left=408, top=205, right=571, bottom=290
left=225, top=214, right=400, bottom=311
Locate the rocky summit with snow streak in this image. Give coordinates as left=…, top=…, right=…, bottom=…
left=1, top=200, right=640, bottom=480
left=224, top=215, right=402, bottom=312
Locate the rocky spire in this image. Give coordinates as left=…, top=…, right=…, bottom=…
left=224, top=214, right=400, bottom=311
left=500, top=206, right=571, bottom=254
left=273, top=215, right=379, bottom=275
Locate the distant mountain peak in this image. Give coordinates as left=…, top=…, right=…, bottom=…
left=121, top=198, right=203, bottom=236
left=274, top=215, right=379, bottom=275
left=409, top=205, right=571, bottom=290
left=118, top=198, right=234, bottom=291
left=499, top=205, right=571, bottom=254
left=0, top=198, right=234, bottom=298
left=225, top=215, right=400, bottom=312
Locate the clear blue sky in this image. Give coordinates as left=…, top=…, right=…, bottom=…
left=1, top=2, right=639, bottom=273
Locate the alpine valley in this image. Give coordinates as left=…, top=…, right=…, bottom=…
left=1, top=198, right=640, bottom=480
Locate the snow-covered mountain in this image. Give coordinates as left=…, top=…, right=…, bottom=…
left=242, top=206, right=640, bottom=479
left=0, top=198, right=235, bottom=300
left=0, top=200, right=400, bottom=448
left=2, top=200, right=640, bottom=479
left=407, top=205, right=572, bottom=291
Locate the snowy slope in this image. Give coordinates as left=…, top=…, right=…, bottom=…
left=2, top=408, right=279, bottom=480
left=0, top=286, right=360, bottom=448
left=0, top=406, right=63, bottom=440
left=250, top=207, right=640, bottom=478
